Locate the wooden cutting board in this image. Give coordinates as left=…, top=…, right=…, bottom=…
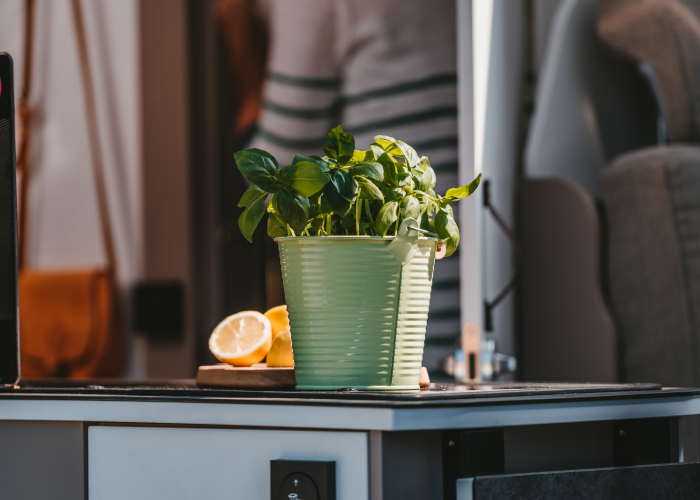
left=196, top=363, right=295, bottom=389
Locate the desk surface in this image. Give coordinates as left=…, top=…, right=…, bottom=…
left=1, top=382, right=700, bottom=431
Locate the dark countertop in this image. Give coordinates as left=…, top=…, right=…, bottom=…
left=3, top=381, right=699, bottom=409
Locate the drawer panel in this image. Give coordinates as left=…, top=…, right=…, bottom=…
left=457, top=462, right=700, bottom=499
left=88, top=426, right=368, bottom=500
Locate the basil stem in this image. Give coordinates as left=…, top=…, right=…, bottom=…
left=355, top=188, right=362, bottom=235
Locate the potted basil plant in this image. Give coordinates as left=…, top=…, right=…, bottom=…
left=235, top=125, right=481, bottom=390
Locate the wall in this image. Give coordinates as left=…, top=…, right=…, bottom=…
left=0, top=0, right=144, bottom=376
left=139, top=0, right=193, bottom=379
left=0, top=0, right=194, bottom=379
left=0, top=0, right=141, bottom=278
left=461, top=0, right=526, bottom=370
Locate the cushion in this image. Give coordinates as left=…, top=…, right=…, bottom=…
left=598, top=0, right=700, bottom=142
left=602, top=146, right=700, bottom=459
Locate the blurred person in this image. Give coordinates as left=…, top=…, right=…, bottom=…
left=217, top=0, right=460, bottom=368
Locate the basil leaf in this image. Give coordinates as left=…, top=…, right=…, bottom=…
left=341, top=213, right=356, bottom=229
left=330, top=168, right=358, bottom=201
left=277, top=165, right=295, bottom=188
left=357, top=177, right=384, bottom=201
left=347, top=162, right=384, bottom=183
left=444, top=172, right=482, bottom=203
left=435, top=209, right=460, bottom=257
left=372, top=137, right=403, bottom=156
left=398, top=172, right=415, bottom=190
left=400, top=195, right=421, bottom=219
left=385, top=187, right=404, bottom=203
left=370, top=144, right=387, bottom=159
left=238, top=193, right=267, bottom=243
left=292, top=154, right=330, bottom=173
left=290, top=161, right=330, bottom=197
left=321, top=155, right=340, bottom=168
left=308, top=203, right=323, bottom=219
left=375, top=201, right=398, bottom=236
left=277, top=188, right=310, bottom=234
left=426, top=166, right=437, bottom=188
left=269, top=192, right=280, bottom=215
left=234, top=148, right=285, bottom=192
left=238, top=185, right=267, bottom=208
left=267, top=213, right=287, bottom=238
left=309, top=217, right=324, bottom=231
left=374, top=135, right=420, bottom=168
left=375, top=152, right=398, bottom=187
left=428, top=217, right=437, bottom=234
left=320, top=190, right=334, bottom=213
left=414, top=167, right=432, bottom=191
left=323, top=182, right=353, bottom=216
left=324, top=125, right=355, bottom=165
left=419, top=211, right=431, bottom=231
left=418, top=157, right=437, bottom=188
left=347, top=149, right=376, bottom=166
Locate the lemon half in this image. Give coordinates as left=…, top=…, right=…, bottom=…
left=209, top=311, right=272, bottom=366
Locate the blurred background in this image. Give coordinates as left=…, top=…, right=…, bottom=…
left=1, top=0, right=700, bottom=436
left=0, top=0, right=478, bottom=380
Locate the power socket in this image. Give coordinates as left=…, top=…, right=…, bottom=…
left=270, top=460, right=335, bottom=500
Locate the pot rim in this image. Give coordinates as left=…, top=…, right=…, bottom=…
left=275, top=235, right=437, bottom=242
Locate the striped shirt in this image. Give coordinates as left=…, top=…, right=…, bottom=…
left=250, top=0, right=460, bottom=369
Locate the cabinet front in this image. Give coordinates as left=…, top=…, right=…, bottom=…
left=88, top=426, right=369, bottom=500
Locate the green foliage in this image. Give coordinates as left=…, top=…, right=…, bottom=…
left=234, top=149, right=285, bottom=193
left=324, top=125, right=355, bottom=165
left=400, top=195, right=421, bottom=220
left=277, top=188, right=310, bottom=235
left=292, top=154, right=330, bottom=173
left=435, top=209, right=460, bottom=257
left=356, top=178, right=384, bottom=201
left=444, top=173, right=482, bottom=204
left=233, top=126, right=482, bottom=257
left=329, top=168, right=358, bottom=201
left=290, top=161, right=330, bottom=197
left=347, top=162, right=384, bottom=183
left=375, top=201, right=399, bottom=236
left=238, top=185, right=267, bottom=208
left=238, top=189, right=267, bottom=243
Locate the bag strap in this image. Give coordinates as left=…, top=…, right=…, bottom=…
left=70, top=0, right=117, bottom=276
left=17, top=0, right=117, bottom=276
left=17, top=0, right=36, bottom=270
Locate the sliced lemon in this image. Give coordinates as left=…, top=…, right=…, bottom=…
left=264, top=304, right=289, bottom=340
left=209, top=311, right=272, bottom=366
left=266, top=327, right=294, bottom=367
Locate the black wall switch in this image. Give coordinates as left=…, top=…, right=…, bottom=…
left=270, top=460, right=335, bottom=500
left=132, top=280, right=184, bottom=341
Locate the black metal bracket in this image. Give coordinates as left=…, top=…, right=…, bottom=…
left=442, top=429, right=505, bottom=500
left=614, top=418, right=681, bottom=466
left=483, top=180, right=522, bottom=332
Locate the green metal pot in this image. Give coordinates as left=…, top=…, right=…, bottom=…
left=277, top=219, right=436, bottom=391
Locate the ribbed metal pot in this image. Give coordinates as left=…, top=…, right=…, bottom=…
left=277, top=235, right=436, bottom=391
